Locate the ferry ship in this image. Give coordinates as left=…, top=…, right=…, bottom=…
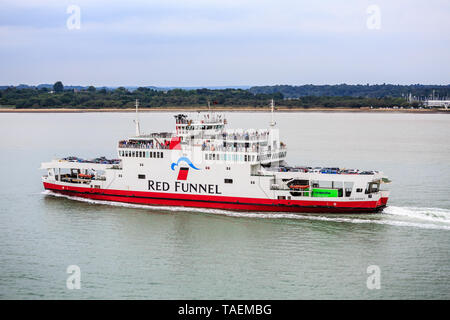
left=41, top=100, right=390, bottom=214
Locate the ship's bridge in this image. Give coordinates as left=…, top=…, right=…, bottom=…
left=174, top=113, right=226, bottom=137
left=116, top=111, right=287, bottom=166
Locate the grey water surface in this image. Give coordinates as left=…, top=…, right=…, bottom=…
left=0, top=111, right=449, bottom=299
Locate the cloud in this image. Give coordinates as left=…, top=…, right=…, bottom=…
left=0, top=0, right=448, bottom=85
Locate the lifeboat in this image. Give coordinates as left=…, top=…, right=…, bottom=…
left=288, top=185, right=309, bottom=189
left=78, top=174, right=93, bottom=179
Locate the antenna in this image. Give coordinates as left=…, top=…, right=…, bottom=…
left=269, top=99, right=276, bottom=127
left=134, top=99, right=141, bottom=136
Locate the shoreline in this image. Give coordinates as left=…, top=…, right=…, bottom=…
left=0, top=107, right=449, bottom=113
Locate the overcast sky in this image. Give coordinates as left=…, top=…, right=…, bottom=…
left=0, top=0, right=449, bottom=87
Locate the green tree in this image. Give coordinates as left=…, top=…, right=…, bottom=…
left=53, top=81, right=64, bottom=93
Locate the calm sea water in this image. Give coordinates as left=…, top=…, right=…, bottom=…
left=0, top=112, right=449, bottom=299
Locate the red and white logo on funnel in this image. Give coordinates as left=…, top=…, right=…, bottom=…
left=177, top=167, right=189, bottom=180
left=170, top=157, right=200, bottom=181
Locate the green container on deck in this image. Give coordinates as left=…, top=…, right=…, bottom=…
left=311, top=188, right=339, bottom=197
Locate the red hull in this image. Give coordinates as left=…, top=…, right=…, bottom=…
left=43, top=182, right=387, bottom=214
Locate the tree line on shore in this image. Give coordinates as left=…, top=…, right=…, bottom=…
left=0, top=81, right=427, bottom=109
left=249, top=84, right=450, bottom=99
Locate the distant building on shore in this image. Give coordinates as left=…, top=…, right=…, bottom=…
left=424, top=99, right=450, bottom=109
left=406, top=90, right=449, bottom=109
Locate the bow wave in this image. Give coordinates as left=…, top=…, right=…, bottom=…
left=171, top=157, right=201, bottom=171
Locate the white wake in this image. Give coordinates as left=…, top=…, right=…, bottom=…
left=42, top=191, right=450, bottom=231
left=384, top=206, right=450, bottom=224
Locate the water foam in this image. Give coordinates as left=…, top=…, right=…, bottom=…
left=384, top=206, right=450, bottom=224
left=42, top=191, right=450, bottom=231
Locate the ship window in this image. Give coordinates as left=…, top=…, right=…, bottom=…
left=161, top=152, right=163, bottom=158
left=224, top=179, right=233, bottom=184
left=356, top=188, right=363, bottom=192
left=277, top=196, right=286, bottom=200
left=138, top=174, right=145, bottom=179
